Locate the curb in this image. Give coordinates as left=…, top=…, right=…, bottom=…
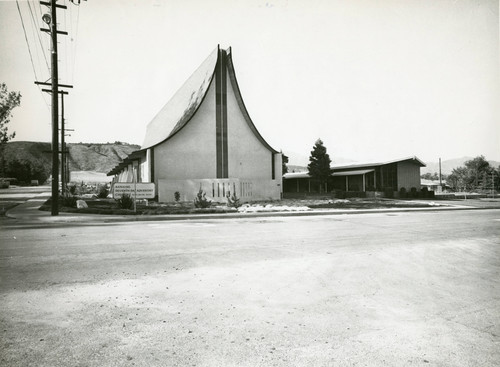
left=5, top=201, right=498, bottom=225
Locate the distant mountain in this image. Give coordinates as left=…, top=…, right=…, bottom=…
left=422, top=157, right=500, bottom=175
left=3, top=141, right=141, bottom=175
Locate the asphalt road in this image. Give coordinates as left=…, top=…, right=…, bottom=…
left=1, top=210, right=499, bottom=366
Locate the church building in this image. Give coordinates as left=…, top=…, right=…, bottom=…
left=108, top=46, right=283, bottom=202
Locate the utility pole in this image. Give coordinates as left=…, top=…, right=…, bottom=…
left=37, top=1, right=71, bottom=215
left=49, top=0, right=59, bottom=215
left=492, top=172, right=495, bottom=197
left=61, top=92, right=67, bottom=195
left=439, top=158, right=442, bottom=186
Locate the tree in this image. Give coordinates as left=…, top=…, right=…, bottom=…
left=5, top=159, right=49, bottom=184
left=463, top=156, right=492, bottom=191
left=307, top=139, right=332, bottom=193
left=281, top=151, right=289, bottom=175
left=0, top=83, right=21, bottom=176
left=447, top=156, right=494, bottom=192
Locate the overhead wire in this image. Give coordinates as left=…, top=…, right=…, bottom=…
left=16, top=0, right=39, bottom=81
left=27, top=0, right=50, bottom=72
left=16, top=0, right=51, bottom=111
left=70, top=2, right=81, bottom=84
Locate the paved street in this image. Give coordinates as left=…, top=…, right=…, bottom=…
left=1, top=208, right=499, bottom=366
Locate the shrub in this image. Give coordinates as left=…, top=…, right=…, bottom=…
left=226, top=191, right=241, bottom=208
left=334, top=190, right=346, bottom=199
left=60, top=193, right=77, bottom=208
left=174, top=191, right=180, bottom=202
left=194, top=189, right=211, bottom=208
left=345, top=191, right=366, bottom=198
left=97, top=184, right=109, bottom=198
left=384, top=187, right=394, bottom=198
left=0, top=179, right=9, bottom=189
left=5, top=159, right=49, bottom=185
left=399, top=187, right=407, bottom=198
left=410, top=187, right=418, bottom=198
left=117, top=193, right=134, bottom=209
left=421, top=187, right=429, bottom=198
left=68, top=184, right=77, bottom=195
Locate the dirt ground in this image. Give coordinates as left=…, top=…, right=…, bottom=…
left=1, top=210, right=499, bottom=366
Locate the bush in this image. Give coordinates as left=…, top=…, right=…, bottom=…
left=60, top=193, right=77, bottom=208
left=0, top=179, right=9, bottom=189
left=97, top=184, right=109, bottom=198
left=68, top=184, right=77, bottom=195
left=117, top=193, right=134, bottom=209
left=226, top=191, right=241, bottom=208
left=333, top=190, right=346, bottom=199
left=410, top=187, right=418, bottom=198
left=399, top=187, right=407, bottom=198
left=174, top=191, right=180, bottom=202
left=421, top=187, right=429, bottom=198
left=5, top=159, right=48, bottom=185
left=194, top=189, right=211, bottom=208
left=345, top=191, right=366, bottom=198
left=384, top=187, right=394, bottom=198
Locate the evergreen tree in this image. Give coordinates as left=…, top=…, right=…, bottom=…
left=281, top=151, right=289, bottom=174
left=307, top=139, right=332, bottom=192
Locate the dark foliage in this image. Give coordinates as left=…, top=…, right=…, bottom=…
left=117, top=193, right=134, bottom=209
left=4, top=159, right=49, bottom=184
left=194, top=189, right=211, bottom=208
left=97, top=184, right=109, bottom=198
left=307, top=139, right=332, bottom=192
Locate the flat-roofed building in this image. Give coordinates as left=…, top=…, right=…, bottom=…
left=283, top=157, right=425, bottom=195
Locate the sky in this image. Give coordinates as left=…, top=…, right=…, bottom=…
left=1, top=0, right=499, bottom=166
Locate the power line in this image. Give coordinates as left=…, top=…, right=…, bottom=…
left=71, top=3, right=80, bottom=83
left=16, top=0, right=50, bottom=111
left=16, top=0, right=39, bottom=81
left=27, top=0, right=50, bottom=72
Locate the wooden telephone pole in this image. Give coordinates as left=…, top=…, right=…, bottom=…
left=36, top=1, right=72, bottom=215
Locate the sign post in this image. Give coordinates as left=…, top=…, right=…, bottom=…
left=133, top=167, right=137, bottom=213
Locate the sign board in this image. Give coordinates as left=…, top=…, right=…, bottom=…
left=113, top=183, right=155, bottom=199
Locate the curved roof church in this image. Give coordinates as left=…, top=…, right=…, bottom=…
left=108, top=46, right=283, bottom=202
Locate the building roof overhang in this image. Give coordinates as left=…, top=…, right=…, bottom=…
left=283, top=157, right=425, bottom=180
left=331, top=169, right=374, bottom=176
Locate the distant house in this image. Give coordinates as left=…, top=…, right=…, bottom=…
left=283, top=157, right=425, bottom=194
left=108, top=46, right=282, bottom=202
left=421, top=179, right=451, bottom=192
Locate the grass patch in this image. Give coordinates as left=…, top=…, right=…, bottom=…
left=0, top=202, right=20, bottom=217
left=307, top=198, right=437, bottom=209
left=38, top=197, right=444, bottom=216
left=39, top=198, right=238, bottom=215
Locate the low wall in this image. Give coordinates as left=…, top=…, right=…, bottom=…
left=157, top=178, right=281, bottom=203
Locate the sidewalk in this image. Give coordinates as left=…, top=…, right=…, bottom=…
left=5, top=193, right=497, bottom=225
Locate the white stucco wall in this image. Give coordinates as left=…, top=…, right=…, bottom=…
left=153, top=81, right=217, bottom=184
left=158, top=178, right=281, bottom=203
left=226, top=71, right=274, bottom=180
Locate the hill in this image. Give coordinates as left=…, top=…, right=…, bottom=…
left=3, top=141, right=140, bottom=178
left=421, top=157, right=500, bottom=175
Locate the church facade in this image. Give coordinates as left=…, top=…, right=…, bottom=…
left=108, top=46, right=283, bottom=202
